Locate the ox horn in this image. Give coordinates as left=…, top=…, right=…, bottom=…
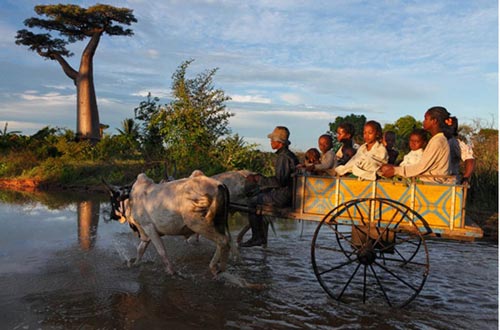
left=101, top=178, right=116, bottom=193
left=164, top=159, right=177, bottom=182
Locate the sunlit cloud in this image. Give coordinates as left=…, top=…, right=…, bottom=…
left=280, top=93, right=303, bottom=105
left=145, top=48, right=160, bottom=59
left=44, top=84, right=74, bottom=91
left=18, top=91, right=75, bottom=104
left=131, top=89, right=172, bottom=99
left=230, top=94, right=272, bottom=104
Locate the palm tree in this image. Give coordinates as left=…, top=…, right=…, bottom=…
left=117, top=118, right=140, bottom=141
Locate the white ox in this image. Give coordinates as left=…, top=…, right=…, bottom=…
left=104, top=171, right=233, bottom=276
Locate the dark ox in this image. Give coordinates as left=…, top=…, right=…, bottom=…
left=104, top=171, right=232, bottom=276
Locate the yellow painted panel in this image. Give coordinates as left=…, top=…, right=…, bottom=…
left=293, top=176, right=465, bottom=230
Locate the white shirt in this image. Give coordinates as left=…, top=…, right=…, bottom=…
left=399, top=149, right=424, bottom=167
left=458, top=139, right=474, bottom=161
left=394, top=132, right=450, bottom=183
left=336, top=141, right=388, bottom=181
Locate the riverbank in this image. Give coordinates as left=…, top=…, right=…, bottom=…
left=0, top=178, right=107, bottom=193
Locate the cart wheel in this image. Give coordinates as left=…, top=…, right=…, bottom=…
left=311, top=198, right=431, bottom=308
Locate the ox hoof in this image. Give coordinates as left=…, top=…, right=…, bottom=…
left=165, top=266, right=176, bottom=275
left=127, top=258, right=138, bottom=268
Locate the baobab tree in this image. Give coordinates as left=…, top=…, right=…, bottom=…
left=15, top=4, right=137, bottom=143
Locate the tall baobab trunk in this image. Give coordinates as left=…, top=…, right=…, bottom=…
left=75, top=32, right=102, bottom=143
left=50, top=31, right=102, bottom=143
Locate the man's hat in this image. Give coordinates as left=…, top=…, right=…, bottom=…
left=267, top=126, right=290, bottom=145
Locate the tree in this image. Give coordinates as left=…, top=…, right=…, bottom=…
left=134, top=93, right=165, bottom=160
left=214, top=134, right=261, bottom=172
left=15, top=4, right=137, bottom=143
left=157, top=60, right=233, bottom=173
left=117, top=118, right=139, bottom=140
left=328, top=113, right=366, bottom=145
left=383, top=115, right=422, bottom=154
left=0, top=122, right=23, bottom=152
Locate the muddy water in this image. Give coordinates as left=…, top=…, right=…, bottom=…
left=0, top=190, right=497, bottom=329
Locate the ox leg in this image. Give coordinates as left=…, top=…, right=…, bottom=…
left=236, top=223, right=250, bottom=244
left=143, top=226, right=175, bottom=275
left=194, top=227, right=230, bottom=276
left=133, top=239, right=150, bottom=266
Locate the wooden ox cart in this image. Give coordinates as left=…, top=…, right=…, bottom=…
left=231, top=174, right=483, bottom=307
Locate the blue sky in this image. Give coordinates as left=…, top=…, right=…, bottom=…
left=1, top=0, right=497, bottom=152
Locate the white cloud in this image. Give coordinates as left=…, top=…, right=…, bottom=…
left=18, top=91, right=75, bottom=104
left=131, top=89, right=172, bottom=99
left=145, top=49, right=160, bottom=59
left=280, top=93, right=303, bottom=105
left=43, top=84, right=73, bottom=91
left=230, top=94, right=272, bottom=104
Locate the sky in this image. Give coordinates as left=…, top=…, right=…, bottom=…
left=0, top=0, right=498, bottom=152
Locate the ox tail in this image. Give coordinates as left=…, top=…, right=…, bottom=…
left=213, top=184, right=229, bottom=235
left=215, top=184, right=239, bottom=261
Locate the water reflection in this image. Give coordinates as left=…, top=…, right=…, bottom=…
left=0, top=189, right=104, bottom=252
left=0, top=189, right=497, bottom=330
left=77, top=199, right=100, bottom=251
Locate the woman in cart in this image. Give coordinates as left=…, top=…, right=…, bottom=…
left=380, top=106, right=454, bottom=183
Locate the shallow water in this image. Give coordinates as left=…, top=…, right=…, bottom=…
left=0, top=190, right=497, bottom=329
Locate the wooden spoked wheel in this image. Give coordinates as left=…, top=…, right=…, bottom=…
left=311, top=198, right=431, bottom=308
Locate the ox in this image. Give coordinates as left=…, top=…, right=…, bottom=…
left=211, top=170, right=255, bottom=205
left=211, top=170, right=277, bottom=245
left=104, top=171, right=233, bottom=276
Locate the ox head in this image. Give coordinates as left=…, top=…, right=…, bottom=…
left=102, top=178, right=133, bottom=223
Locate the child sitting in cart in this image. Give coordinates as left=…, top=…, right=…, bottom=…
left=335, top=122, right=357, bottom=166
left=399, top=128, right=428, bottom=166
left=382, top=130, right=399, bottom=165
left=297, top=148, right=321, bottom=174
left=299, top=134, right=336, bottom=176
left=336, top=120, right=388, bottom=180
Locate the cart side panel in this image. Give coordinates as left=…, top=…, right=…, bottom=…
left=294, top=176, right=337, bottom=215
left=334, top=178, right=375, bottom=223
left=375, top=180, right=413, bottom=205
left=376, top=180, right=465, bottom=231
left=413, top=184, right=464, bottom=230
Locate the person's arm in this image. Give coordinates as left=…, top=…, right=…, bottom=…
left=393, top=134, right=446, bottom=178
left=312, top=150, right=336, bottom=171
left=462, top=158, right=475, bottom=183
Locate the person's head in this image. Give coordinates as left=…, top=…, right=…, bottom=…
left=267, top=126, right=290, bottom=150
left=305, top=148, right=321, bottom=164
left=318, top=134, right=333, bottom=153
left=336, top=122, right=355, bottom=142
left=424, top=106, right=452, bottom=136
left=383, top=131, right=396, bottom=148
left=408, top=128, right=428, bottom=151
left=363, top=120, right=383, bottom=145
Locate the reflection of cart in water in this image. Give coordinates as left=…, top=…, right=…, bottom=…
left=231, top=174, right=483, bottom=307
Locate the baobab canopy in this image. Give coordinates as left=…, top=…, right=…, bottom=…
left=15, top=4, right=137, bottom=143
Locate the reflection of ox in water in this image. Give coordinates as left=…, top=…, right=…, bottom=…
left=104, top=171, right=233, bottom=276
